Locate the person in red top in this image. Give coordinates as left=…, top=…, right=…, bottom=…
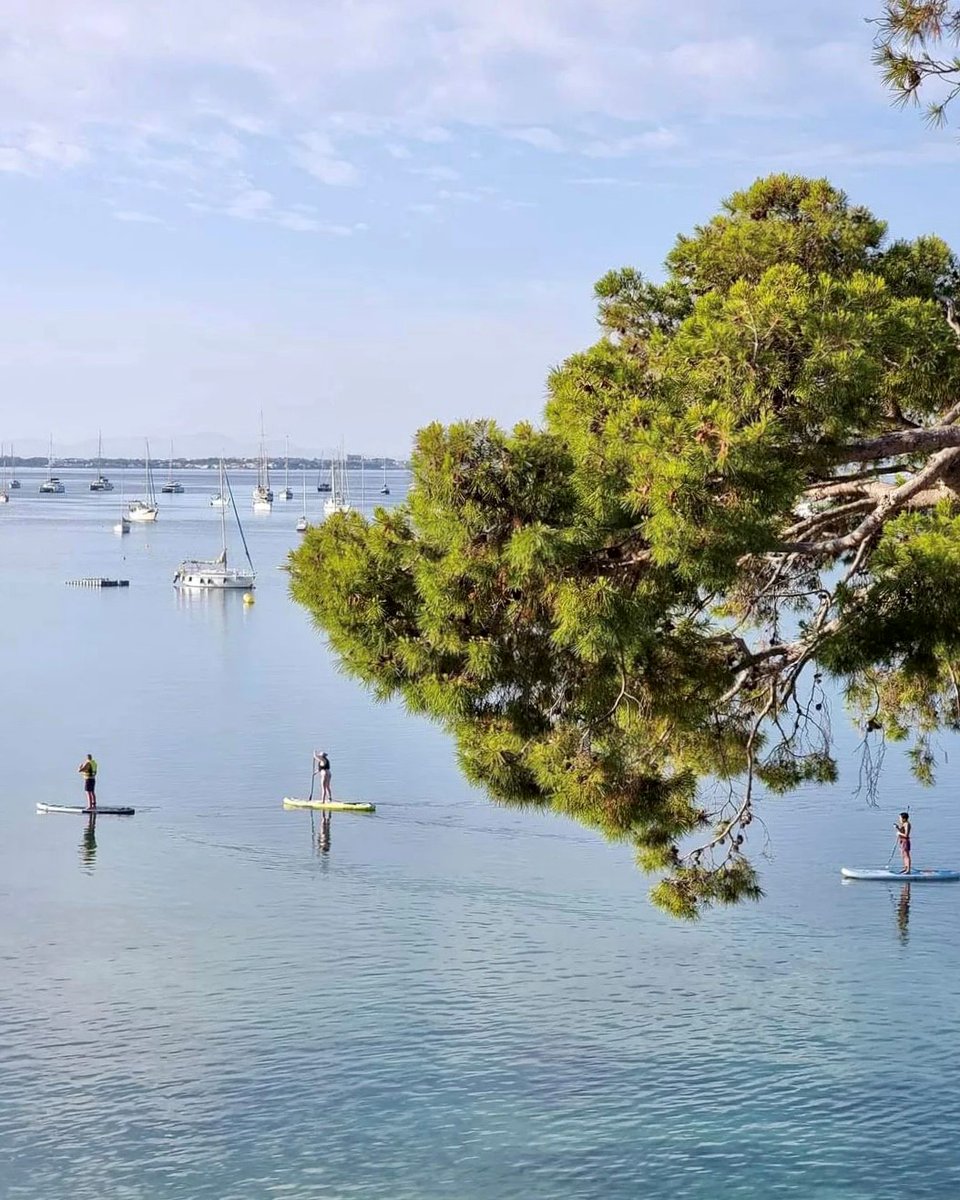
left=895, top=811, right=912, bottom=874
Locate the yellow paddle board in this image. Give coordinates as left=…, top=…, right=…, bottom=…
left=282, top=797, right=376, bottom=813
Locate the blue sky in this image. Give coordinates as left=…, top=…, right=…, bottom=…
left=0, top=0, right=957, bottom=458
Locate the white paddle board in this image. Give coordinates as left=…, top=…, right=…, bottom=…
left=37, top=803, right=136, bottom=816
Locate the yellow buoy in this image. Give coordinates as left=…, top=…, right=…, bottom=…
left=243, top=592, right=255, bottom=605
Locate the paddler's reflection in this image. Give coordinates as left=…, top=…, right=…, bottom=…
left=80, top=812, right=97, bottom=871
left=309, top=810, right=333, bottom=857
left=896, top=882, right=911, bottom=944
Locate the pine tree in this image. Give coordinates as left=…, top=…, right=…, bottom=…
left=291, top=175, right=960, bottom=917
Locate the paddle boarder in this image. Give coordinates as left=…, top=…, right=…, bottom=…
left=77, top=753, right=98, bottom=810
left=895, top=811, right=912, bottom=874
left=313, top=750, right=333, bottom=803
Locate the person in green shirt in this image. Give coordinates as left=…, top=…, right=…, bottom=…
left=78, top=753, right=98, bottom=810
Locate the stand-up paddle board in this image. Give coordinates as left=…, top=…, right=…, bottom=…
left=37, top=804, right=136, bottom=816
left=283, top=797, right=376, bottom=813
left=841, top=867, right=959, bottom=882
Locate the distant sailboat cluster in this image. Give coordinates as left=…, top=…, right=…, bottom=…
left=2, top=428, right=399, bottom=544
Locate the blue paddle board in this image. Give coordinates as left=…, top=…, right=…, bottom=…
left=841, top=867, right=959, bottom=882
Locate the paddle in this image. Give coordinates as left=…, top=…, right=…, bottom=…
left=308, top=765, right=317, bottom=802
left=886, top=840, right=901, bottom=868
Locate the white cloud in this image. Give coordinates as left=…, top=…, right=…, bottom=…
left=113, top=209, right=164, bottom=224
left=290, top=132, right=359, bottom=185
left=507, top=126, right=565, bottom=152
left=226, top=187, right=274, bottom=219
left=581, top=128, right=680, bottom=158
left=0, top=0, right=936, bottom=223
left=411, top=164, right=461, bottom=182
left=0, top=147, right=30, bottom=173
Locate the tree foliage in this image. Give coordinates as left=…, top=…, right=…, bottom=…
left=874, top=1, right=960, bottom=127
left=290, top=175, right=960, bottom=917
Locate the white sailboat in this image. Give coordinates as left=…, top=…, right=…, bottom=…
left=322, top=448, right=351, bottom=517
left=89, top=431, right=114, bottom=491
left=0, top=443, right=10, bottom=503
left=39, top=436, right=65, bottom=493
left=174, top=460, right=256, bottom=590
left=380, top=461, right=390, bottom=495
left=8, top=442, right=19, bottom=489
left=127, top=440, right=159, bottom=522
left=252, top=415, right=273, bottom=512
left=160, top=442, right=184, bottom=493
left=278, top=435, right=293, bottom=500
left=296, top=468, right=308, bottom=532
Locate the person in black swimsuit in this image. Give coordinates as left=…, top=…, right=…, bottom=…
left=313, top=751, right=333, bottom=802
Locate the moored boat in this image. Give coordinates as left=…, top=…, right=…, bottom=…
left=127, top=440, right=159, bottom=521
left=174, top=460, right=256, bottom=590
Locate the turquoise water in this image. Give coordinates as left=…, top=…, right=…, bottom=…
left=2, top=469, right=960, bottom=1199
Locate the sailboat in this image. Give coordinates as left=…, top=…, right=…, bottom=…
left=380, top=460, right=390, bottom=495
left=0, top=443, right=9, bottom=503
left=113, top=476, right=130, bottom=534
left=160, top=441, right=184, bottom=493
left=8, top=442, right=19, bottom=489
left=127, top=440, right=159, bottom=521
left=322, top=448, right=351, bottom=517
left=277, top=435, right=293, bottom=500
left=174, top=460, right=255, bottom=590
left=39, top=436, right=65, bottom=493
left=252, top=416, right=273, bottom=511
left=89, top=431, right=114, bottom=491
left=316, top=453, right=331, bottom=493
left=296, top=468, right=308, bottom=532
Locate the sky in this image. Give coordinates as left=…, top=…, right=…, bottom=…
left=0, top=0, right=958, bottom=458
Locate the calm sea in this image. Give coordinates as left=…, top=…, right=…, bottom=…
left=1, top=467, right=959, bottom=1199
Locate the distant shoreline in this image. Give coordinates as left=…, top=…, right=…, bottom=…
left=2, top=457, right=409, bottom=471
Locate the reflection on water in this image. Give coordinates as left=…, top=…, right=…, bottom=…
left=79, top=813, right=97, bottom=872
left=896, top=883, right=911, bottom=945
left=318, top=811, right=332, bottom=855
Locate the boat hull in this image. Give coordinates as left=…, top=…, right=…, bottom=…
left=174, top=573, right=255, bottom=590
left=128, top=505, right=158, bottom=522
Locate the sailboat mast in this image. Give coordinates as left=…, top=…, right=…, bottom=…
left=220, top=458, right=228, bottom=560
left=285, top=435, right=290, bottom=489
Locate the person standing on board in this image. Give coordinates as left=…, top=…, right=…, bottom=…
left=895, top=811, right=912, bottom=874
left=313, top=750, right=333, bottom=803
left=78, top=753, right=98, bottom=810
